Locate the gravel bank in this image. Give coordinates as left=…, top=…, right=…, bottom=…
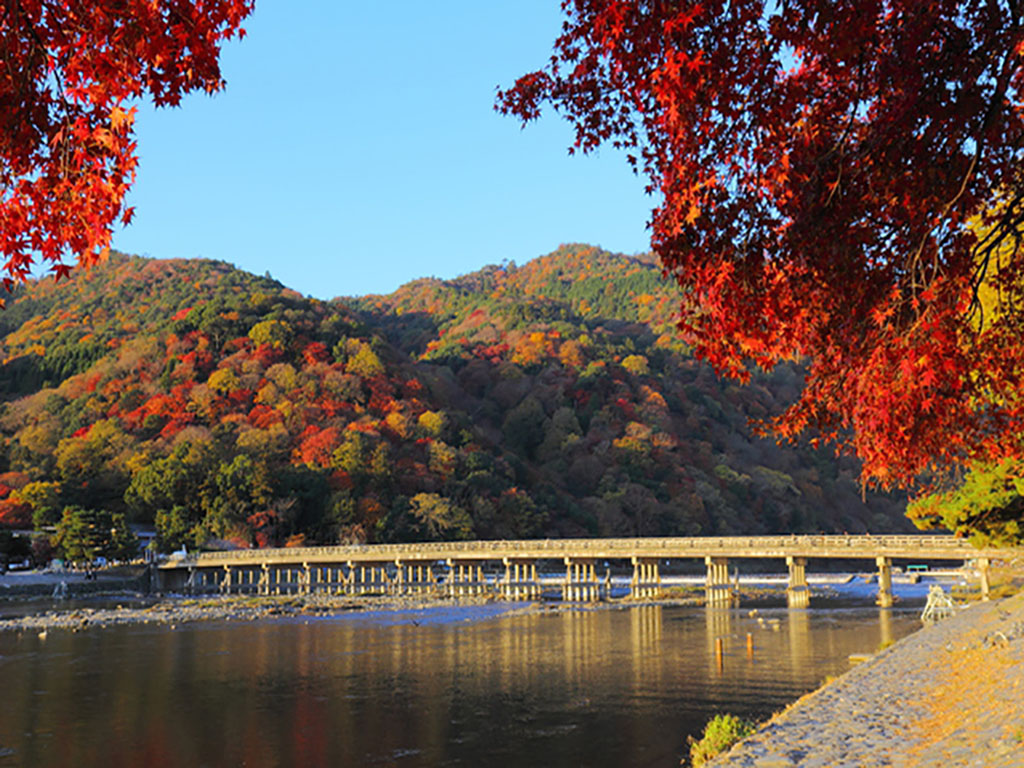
left=0, top=593, right=511, bottom=632
left=707, top=591, right=1024, bottom=767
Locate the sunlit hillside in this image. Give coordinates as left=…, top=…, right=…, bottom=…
left=0, top=247, right=911, bottom=551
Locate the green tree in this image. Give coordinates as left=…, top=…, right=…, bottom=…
left=502, top=396, right=546, bottom=458
left=908, top=458, right=1024, bottom=547
left=155, top=506, right=194, bottom=552
left=55, top=506, right=108, bottom=563
left=125, top=441, right=216, bottom=550
left=200, top=454, right=273, bottom=543
left=108, top=513, right=139, bottom=562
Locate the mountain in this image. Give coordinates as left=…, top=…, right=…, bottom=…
left=0, top=246, right=911, bottom=552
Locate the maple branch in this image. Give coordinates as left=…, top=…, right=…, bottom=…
left=906, top=27, right=1021, bottom=309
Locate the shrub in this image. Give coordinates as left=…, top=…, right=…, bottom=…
left=687, top=713, right=755, bottom=767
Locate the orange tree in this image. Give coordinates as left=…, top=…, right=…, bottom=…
left=498, top=1, right=1024, bottom=506
left=0, top=0, right=252, bottom=288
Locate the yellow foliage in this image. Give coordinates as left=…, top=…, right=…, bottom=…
left=207, top=367, right=240, bottom=394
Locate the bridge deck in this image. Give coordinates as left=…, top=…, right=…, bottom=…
left=157, top=535, right=1011, bottom=569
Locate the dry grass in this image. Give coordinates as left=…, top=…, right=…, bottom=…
left=904, top=589, right=1024, bottom=766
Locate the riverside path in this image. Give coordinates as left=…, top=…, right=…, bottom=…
left=153, top=535, right=1014, bottom=608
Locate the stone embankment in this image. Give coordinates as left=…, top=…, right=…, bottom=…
left=708, top=591, right=1024, bottom=767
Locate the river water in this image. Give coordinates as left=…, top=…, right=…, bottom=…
left=0, top=600, right=924, bottom=767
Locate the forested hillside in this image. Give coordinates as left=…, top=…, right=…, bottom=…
left=0, top=247, right=910, bottom=555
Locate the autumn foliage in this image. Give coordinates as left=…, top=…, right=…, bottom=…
left=0, top=248, right=909, bottom=547
left=0, top=1, right=252, bottom=285
left=498, top=1, right=1024, bottom=489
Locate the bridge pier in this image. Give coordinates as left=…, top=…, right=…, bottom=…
left=630, top=557, right=661, bottom=600
left=876, top=556, right=893, bottom=608
left=394, top=560, right=439, bottom=596
left=786, top=556, right=810, bottom=608
left=501, top=558, right=538, bottom=600
left=446, top=559, right=483, bottom=597
left=562, top=558, right=598, bottom=601
left=705, top=556, right=732, bottom=607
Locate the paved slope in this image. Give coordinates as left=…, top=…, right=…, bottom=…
left=710, top=592, right=1024, bottom=767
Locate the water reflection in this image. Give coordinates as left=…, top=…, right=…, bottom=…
left=0, top=605, right=922, bottom=768
left=879, top=608, right=894, bottom=648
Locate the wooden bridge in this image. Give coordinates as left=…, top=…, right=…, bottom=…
left=154, top=534, right=1013, bottom=608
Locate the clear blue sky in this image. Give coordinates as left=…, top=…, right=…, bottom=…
left=110, top=3, right=654, bottom=300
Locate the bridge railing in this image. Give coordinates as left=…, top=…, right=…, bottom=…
left=158, top=534, right=989, bottom=569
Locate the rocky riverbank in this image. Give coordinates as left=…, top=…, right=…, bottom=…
left=706, top=590, right=1024, bottom=767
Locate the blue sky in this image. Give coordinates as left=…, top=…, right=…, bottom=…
left=110, top=3, right=654, bottom=299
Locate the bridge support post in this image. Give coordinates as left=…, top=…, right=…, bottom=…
left=445, top=560, right=455, bottom=598
left=705, top=557, right=731, bottom=607
left=786, top=556, right=810, bottom=608
left=394, top=560, right=405, bottom=595
left=876, top=557, right=893, bottom=608
left=502, top=558, right=512, bottom=600
left=302, top=564, right=311, bottom=595
left=222, top=565, right=232, bottom=595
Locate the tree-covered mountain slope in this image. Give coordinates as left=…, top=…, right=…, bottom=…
left=0, top=247, right=910, bottom=553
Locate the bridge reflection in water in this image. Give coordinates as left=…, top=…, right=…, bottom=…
left=0, top=602, right=924, bottom=767
left=155, top=535, right=1011, bottom=608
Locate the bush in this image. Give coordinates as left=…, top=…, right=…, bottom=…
left=687, top=713, right=755, bottom=767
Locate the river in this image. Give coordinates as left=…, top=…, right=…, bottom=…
left=0, top=594, right=927, bottom=768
